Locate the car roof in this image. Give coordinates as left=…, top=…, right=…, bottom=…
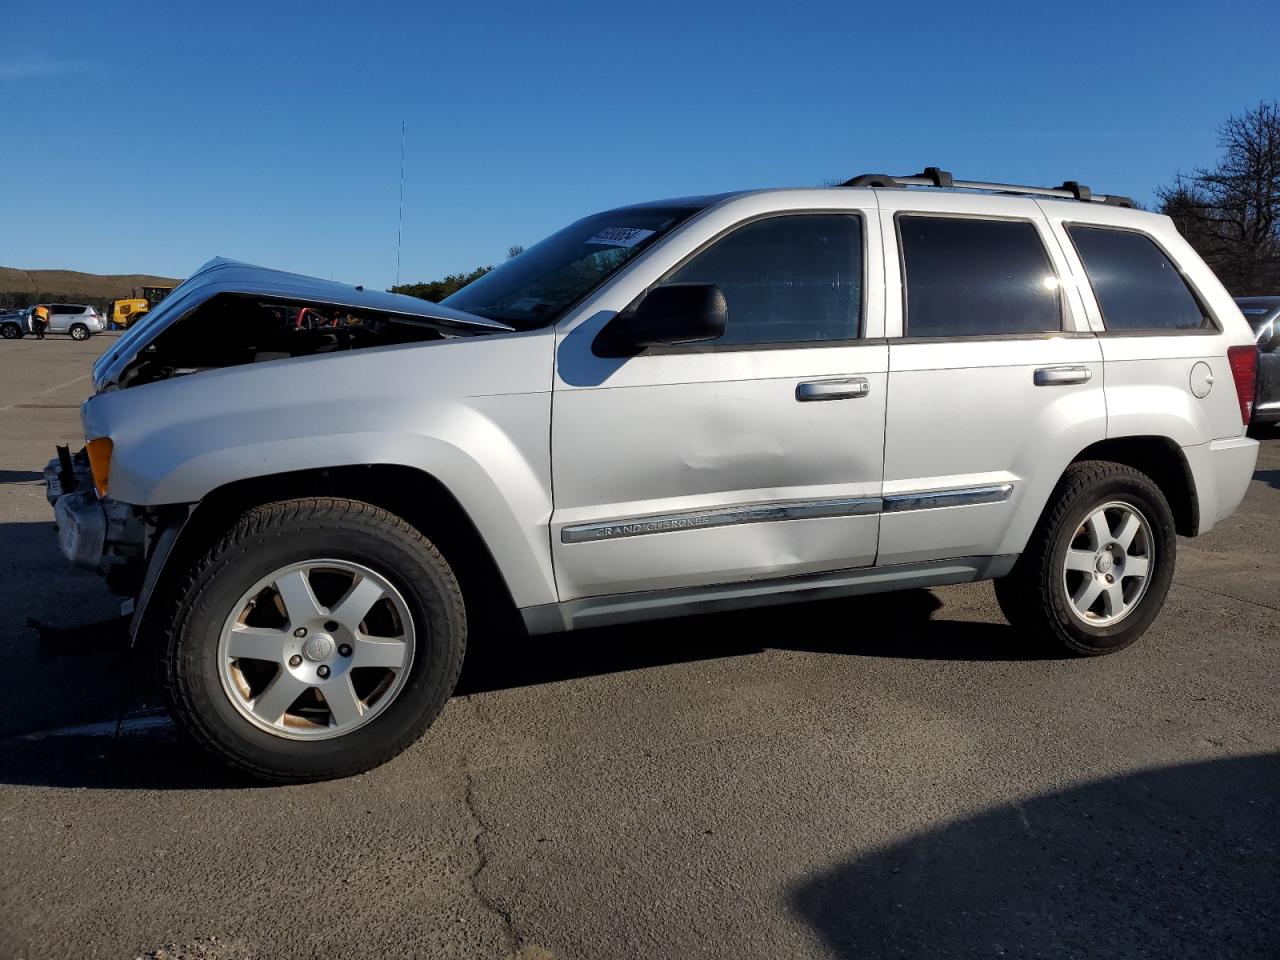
left=620, top=185, right=1162, bottom=225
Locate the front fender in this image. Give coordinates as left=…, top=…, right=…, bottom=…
left=83, top=332, right=557, bottom=607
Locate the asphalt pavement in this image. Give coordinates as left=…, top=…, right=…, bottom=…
left=1, top=334, right=1276, bottom=959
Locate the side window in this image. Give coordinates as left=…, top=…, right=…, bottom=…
left=666, top=214, right=862, bottom=345
left=899, top=216, right=1063, bottom=337
left=1067, top=225, right=1210, bottom=331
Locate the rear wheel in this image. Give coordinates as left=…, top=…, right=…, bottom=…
left=161, top=498, right=466, bottom=782
left=1, top=323, right=20, bottom=339
left=69, top=323, right=90, bottom=341
left=994, top=461, right=1176, bottom=656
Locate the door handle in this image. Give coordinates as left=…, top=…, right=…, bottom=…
left=796, top=377, right=870, bottom=402
left=1034, top=366, right=1092, bottom=386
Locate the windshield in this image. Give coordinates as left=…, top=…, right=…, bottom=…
left=444, top=205, right=702, bottom=328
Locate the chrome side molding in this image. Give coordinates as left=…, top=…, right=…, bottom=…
left=881, top=483, right=1014, bottom=513
left=561, top=483, right=1015, bottom=543
left=560, top=496, right=881, bottom=544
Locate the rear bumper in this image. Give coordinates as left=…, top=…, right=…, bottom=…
left=1184, top=436, right=1259, bottom=535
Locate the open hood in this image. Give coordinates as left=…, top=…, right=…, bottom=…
left=93, top=257, right=513, bottom=391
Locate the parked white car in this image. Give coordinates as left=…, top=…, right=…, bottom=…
left=45, top=169, right=1261, bottom=781
left=43, top=303, right=106, bottom=339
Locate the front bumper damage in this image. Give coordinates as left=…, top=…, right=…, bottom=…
left=45, top=446, right=189, bottom=635
left=44, top=445, right=150, bottom=585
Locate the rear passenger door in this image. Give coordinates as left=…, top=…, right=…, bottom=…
left=876, top=193, right=1106, bottom=567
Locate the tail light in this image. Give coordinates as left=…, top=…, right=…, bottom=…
left=1227, top=345, right=1258, bottom=427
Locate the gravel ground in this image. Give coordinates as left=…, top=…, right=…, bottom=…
left=0, top=335, right=1276, bottom=959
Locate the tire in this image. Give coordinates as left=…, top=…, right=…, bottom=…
left=994, top=460, right=1176, bottom=656
left=0, top=323, right=20, bottom=339
left=69, top=323, right=90, bottom=341
left=160, top=498, right=466, bottom=782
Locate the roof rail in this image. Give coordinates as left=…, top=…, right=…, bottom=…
left=840, top=167, right=1134, bottom=208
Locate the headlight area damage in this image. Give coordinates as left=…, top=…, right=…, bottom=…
left=94, top=257, right=513, bottom=391
left=44, top=446, right=155, bottom=598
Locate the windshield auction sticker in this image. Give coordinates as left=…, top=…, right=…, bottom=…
left=584, top=227, right=655, bottom=248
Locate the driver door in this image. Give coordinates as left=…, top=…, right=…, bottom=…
left=550, top=207, right=887, bottom=601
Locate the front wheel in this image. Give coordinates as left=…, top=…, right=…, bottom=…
left=1, top=323, right=20, bottom=339
left=69, top=323, right=90, bottom=341
left=994, top=461, right=1176, bottom=656
left=160, top=498, right=466, bottom=782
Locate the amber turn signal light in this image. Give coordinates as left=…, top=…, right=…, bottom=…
left=85, top=437, right=113, bottom=497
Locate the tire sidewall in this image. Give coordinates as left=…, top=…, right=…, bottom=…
left=1045, top=474, right=1175, bottom=653
left=170, top=511, right=464, bottom=779
left=70, top=324, right=89, bottom=340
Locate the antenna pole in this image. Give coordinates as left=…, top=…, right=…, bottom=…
left=396, top=120, right=405, bottom=287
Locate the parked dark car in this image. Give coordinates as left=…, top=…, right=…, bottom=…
left=0, top=308, right=33, bottom=339
left=1235, top=297, right=1280, bottom=424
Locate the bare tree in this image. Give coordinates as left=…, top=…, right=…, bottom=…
left=507, top=245, right=525, bottom=259
left=1158, top=101, right=1280, bottom=293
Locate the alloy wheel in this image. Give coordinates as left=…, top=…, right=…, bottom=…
left=1061, top=501, right=1155, bottom=628
left=216, top=559, right=416, bottom=740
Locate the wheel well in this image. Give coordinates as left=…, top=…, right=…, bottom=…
left=1070, top=437, right=1198, bottom=536
left=141, top=465, right=523, bottom=646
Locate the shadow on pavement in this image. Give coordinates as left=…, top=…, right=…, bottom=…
left=1257, top=469, right=1280, bottom=491
left=791, top=753, right=1280, bottom=959
left=0, top=585, right=1045, bottom=790
left=0, top=469, right=43, bottom=483
left=0, top=723, right=259, bottom=791
left=456, top=588, right=1050, bottom=697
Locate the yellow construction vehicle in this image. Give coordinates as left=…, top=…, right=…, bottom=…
left=109, top=298, right=150, bottom=328
left=108, top=287, right=175, bottom=329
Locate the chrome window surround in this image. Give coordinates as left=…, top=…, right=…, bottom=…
left=561, top=483, right=1013, bottom=544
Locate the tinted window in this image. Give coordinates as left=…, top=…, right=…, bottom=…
left=1068, top=225, right=1209, bottom=331
left=666, top=214, right=861, bottom=345
left=899, top=216, right=1062, bottom=337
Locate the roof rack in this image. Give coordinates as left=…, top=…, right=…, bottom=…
left=840, top=167, right=1134, bottom=208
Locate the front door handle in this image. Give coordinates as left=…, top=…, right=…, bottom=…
left=796, top=377, right=871, bottom=402
left=1034, top=366, right=1092, bottom=386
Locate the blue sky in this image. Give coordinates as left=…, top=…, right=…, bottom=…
left=1, top=0, right=1276, bottom=289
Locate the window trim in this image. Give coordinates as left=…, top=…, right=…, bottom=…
left=1061, top=221, right=1222, bottom=336
left=893, top=210, right=1068, bottom=341
left=603, top=209, right=871, bottom=356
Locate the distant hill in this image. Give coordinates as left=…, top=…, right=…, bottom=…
left=0, top=266, right=184, bottom=311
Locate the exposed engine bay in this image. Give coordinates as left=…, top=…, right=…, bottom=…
left=118, top=293, right=465, bottom=388
left=93, top=257, right=514, bottom=391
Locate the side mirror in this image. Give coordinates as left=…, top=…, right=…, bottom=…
left=594, top=283, right=727, bottom=356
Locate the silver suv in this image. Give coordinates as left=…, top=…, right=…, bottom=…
left=45, top=169, right=1261, bottom=781
left=12, top=303, right=106, bottom=340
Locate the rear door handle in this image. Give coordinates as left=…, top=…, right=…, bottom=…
left=1034, top=366, right=1092, bottom=386
left=796, top=377, right=871, bottom=401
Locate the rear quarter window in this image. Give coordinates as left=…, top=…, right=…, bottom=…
left=1067, top=225, right=1211, bottom=332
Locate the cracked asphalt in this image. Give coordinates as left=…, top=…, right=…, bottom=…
left=1, top=336, right=1277, bottom=959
